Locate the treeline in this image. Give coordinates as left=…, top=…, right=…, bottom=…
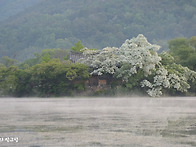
left=0, top=36, right=196, bottom=97
left=0, top=60, right=89, bottom=97
left=0, top=42, right=89, bottom=97
left=168, top=36, right=196, bottom=71
left=0, top=0, right=196, bottom=61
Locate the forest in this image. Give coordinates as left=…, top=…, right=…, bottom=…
left=0, top=35, right=196, bottom=97
left=0, top=0, right=196, bottom=97
left=0, top=0, right=196, bottom=61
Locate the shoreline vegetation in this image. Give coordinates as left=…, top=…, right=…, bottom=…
left=0, top=35, right=196, bottom=98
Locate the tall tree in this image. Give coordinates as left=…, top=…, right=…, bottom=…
left=71, top=40, right=84, bottom=53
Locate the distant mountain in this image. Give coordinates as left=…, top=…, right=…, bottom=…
left=0, top=0, right=196, bottom=61
left=0, top=0, right=40, bottom=22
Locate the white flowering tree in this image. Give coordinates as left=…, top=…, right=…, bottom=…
left=80, top=34, right=196, bottom=97
left=115, top=34, right=161, bottom=81
left=141, top=63, right=196, bottom=97
left=80, top=47, right=119, bottom=75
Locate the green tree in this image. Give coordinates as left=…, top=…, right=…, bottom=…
left=41, top=52, right=51, bottom=63
left=189, top=36, right=196, bottom=49
left=168, top=38, right=189, bottom=51
left=19, top=48, right=69, bottom=68
left=0, top=65, right=18, bottom=96
left=168, top=37, right=196, bottom=71
left=1, top=56, right=18, bottom=67
left=14, top=68, right=32, bottom=97
left=71, top=40, right=84, bottom=53
left=27, top=59, right=89, bottom=97
left=186, top=52, right=196, bottom=71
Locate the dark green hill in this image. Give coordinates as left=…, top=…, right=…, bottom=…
left=0, top=0, right=40, bottom=22
left=0, top=0, right=196, bottom=61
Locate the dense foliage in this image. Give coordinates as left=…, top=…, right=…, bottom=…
left=0, top=0, right=40, bottom=22
left=168, top=37, right=196, bottom=71
left=81, top=35, right=196, bottom=97
left=0, top=0, right=196, bottom=61
left=0, top=59, right=89, bottom=97
left=0, top=35, right=196, bottom=97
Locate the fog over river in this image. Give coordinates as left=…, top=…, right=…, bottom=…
left=0, top=97, right=196, bottom=147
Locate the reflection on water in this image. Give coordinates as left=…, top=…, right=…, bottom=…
left=0, top=97, right=196, bottom=147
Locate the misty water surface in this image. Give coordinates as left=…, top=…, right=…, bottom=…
left=0, top=97, right=196, bottom=147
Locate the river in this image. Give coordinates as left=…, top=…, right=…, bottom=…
left=0, top=97, right=196, bottom=147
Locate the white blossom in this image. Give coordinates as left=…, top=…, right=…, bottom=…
left=141, top=80, right=153, bottom=88
left=116, top=34, right=161, bottom=81
left=80, top=47, right=119, bottom=75
left=80, top=34, right=196, bottom=97
left=147, top=87, right=162, bottom=97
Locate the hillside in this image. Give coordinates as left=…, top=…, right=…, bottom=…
left=0, top=0, right=40, bottom=22
left=0, top=0, right=196, bottom=61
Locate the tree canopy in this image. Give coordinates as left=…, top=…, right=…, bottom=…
left=168, top=37, right=196, bottom=71
left=0, top=0, right=196, bottom=61
left=0, top=35, right=196, bottom=97
left=81, top=34, right=196, bottom=97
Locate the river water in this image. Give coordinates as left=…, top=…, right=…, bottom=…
left=0, top=97, right=195, bottom=147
